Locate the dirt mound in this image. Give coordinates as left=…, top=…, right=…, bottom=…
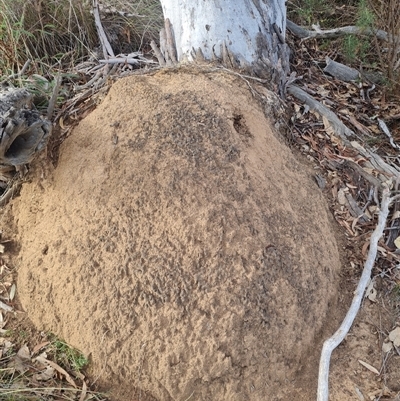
left=13, top=69, right=342, bottom=400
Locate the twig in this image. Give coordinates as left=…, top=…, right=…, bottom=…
left=317, top=187, right=393, bottom=401
left=0, top=60, right=31, bottom=85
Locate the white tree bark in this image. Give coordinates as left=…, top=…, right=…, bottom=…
left=158, top=0, right=289, bottom=93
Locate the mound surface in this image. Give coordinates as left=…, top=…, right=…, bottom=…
left=13, top=69, right=341, bottom=400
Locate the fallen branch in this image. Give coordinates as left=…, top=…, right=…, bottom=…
left=317, top=187, right=393, bottom=401
left=323, top=57, right=360, bottom=82
left=350, top=141, right=400, bottom=179
left=99, top=57, right=157, bottom=65
left=287, top=19, right=393, bottom=43
left=287, top=84, right=355, bottom=140
left=288, top=84, right=400, bottom=184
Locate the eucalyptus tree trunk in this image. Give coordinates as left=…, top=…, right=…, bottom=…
left=157, top=0, right=289, bottom=94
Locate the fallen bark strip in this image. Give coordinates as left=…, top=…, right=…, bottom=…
left=317, top=188, right=393, bottom=401
left=150, top=41, right=166, bottom=66
left=323, top=57, right=383, bottom=85
left=287, top=19, right=392, bottom=43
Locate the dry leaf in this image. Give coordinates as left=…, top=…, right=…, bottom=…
left=33, top=366, right=55, bottom=381
left=8, top=346, right=31, bottom=374
left=338, top=188, right=347, bottom=205
left=323, top=116, right=334, bottom=136
left=0, top=244, right=4, bottom=253
left=368, top=205, right=378, bottom=215
left=382, top=341, right=393, bottom=353
left=9, top=284, right=16, bottom=301
left=0, top=300, right=12, bottom=313
left=17, top=345, right=31, bottom=360
left=35, top=355, right=77, bottom=388
left=0, top=339, right=12, bottom=357
left=358, top=359, right=380, bottom=375
left=394, top=237, right=400, bottom=249
left=389, top=327, right=400, bottom=347
left=377, top=246, right=387, bottom=257
left=365, top=279, right=377, bottom=302
left=392, top=211, right=400, bottom=220
left=32, top=341, right=50, bottom=355
left=79, top=380, right=88, bottom=401
left=354, top=386, right=365, bottom=401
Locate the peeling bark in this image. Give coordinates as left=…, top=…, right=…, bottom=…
left=158, top=0, right=290, bottom=95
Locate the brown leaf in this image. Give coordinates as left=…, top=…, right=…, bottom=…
left=79, top=380, right=88, bottom=401
left=32, top=341, right=50, bottom=355
left=33, top=365, right=55, bottom=381
left=35, top=355, right=77, bottom=388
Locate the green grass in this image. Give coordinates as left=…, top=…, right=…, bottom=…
left=48, top=335, right=88, bottom=372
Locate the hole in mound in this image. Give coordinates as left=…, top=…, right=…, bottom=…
left=232, top=113, right=253, bottom=141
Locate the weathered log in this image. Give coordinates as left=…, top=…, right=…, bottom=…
left=323, top=57, right=383, bottom=85
left=323, top=57, right=360, bottom=82
left=0, top=89, right=51, bottom=167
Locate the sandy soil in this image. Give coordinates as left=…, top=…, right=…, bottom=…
left=7, top=68, right=355, bottom=400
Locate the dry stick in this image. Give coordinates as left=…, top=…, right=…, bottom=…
left=0, top=59, right=31, bottom=85
left=317, top=187, right=393, bottom=401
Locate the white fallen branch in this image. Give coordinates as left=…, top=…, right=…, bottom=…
left=378, top=118, right=400, bottom=150
left=98, top=57, right=157, bottom=65
left=287, top=84, right=355, bottom=140
left=288, top=84, right=400, bottom=183
left=287, top=19, right=393, bottom=44
left=317, top=187, right=394, bottom=401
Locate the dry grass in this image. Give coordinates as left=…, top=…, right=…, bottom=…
left=368, top=0, right=400, bottom=93
left=0, top=0, right=163, bottom=75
